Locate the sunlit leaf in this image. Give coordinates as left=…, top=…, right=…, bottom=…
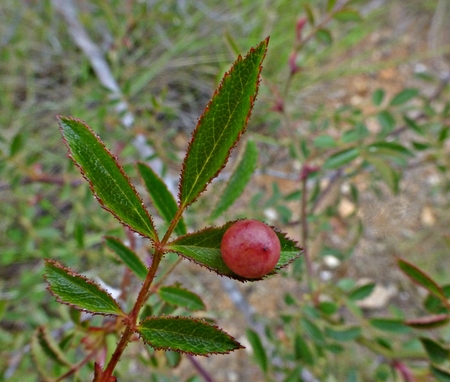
left=179, top=38, right=268, bottom=208
left=44, top=259, right=124, bottom=316
left=58, top=116, right=158, bottom=241
left=137, top=316, right=243, bottom=355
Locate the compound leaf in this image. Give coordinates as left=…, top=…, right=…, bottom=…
left=179, top=38, right=268, bottom=208
left=166, top=222, right=302, bottom=282
left=44, top=259, right=124, bottom=316
left=137, top=316, right=243, bottom=355
left=58, top=116, right=157, bottom=241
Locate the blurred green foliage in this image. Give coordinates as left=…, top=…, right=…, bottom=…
left=2, top=0, right=450, bottom=381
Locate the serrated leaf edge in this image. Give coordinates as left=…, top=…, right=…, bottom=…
left=58, top=116, right=158, bottom=242
left=166, top=220, right=302, bottom=282
left=178, top=37, right=269, bottom=208
left=44, top=258, right=124, bottom=317
left=136, top=315, right=244, bottom=356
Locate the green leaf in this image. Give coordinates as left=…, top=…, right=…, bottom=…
left=304, top=4, right=315, bottom=25
left=58, top=116, right=158, bottom=241
left=367, top=142, right=413, bottom=157
left=137, top=316, right=243, bottom=355
left=365, top=156, right=399, bottom=194
left=424, top=285, right=450, bottom=314
left=323, top=147, right=359, bottom=169
left=158, top=285, right=206, bottom=311
left=316, top=28, right=333, bottom=45
left=420, top=337, right=449, bottom=364
left=210, top=140, right=258, bottom=219
left=325, top=326, right=361, bottom=342
left=137, top=162, right=186, bottom=236
left=313, top=135, right=336, bottom=148
left=403, top=116, right=424, bottom=135
left=369, top=318, right=411, bottom=334
left=327, top=0, right=337, bottom=12
left=389, top=88, right=419, bottom=106
left=333, top=8, right=362, bottom=22
left=32, top=326, right=72, bottom=367
left=105, top=237, right=148, bottom=280
left=348, top=282, right=376, bottom=301
left=294, top=334, right=314, bottom=365
left=44, top=259, right=124, bottom=316
left=165, top=350, right=182, bottom=368
left=377, top=111, right=396, bottom=135
left=9, top=132, right=24, bottom=157
left=372, top=89, right=385, bottom=106
left=397, top=258, right=447, bottom=301
left=246, top=329, right=268, bottom=373
left=166, top=222, right=302, bottom=282
left=300, top=317, right=325, bottom=345
left=432, top=365, right=450, bottom=382
left=318, top=301, right=338, bottom=316
left=179, top=38, right=268, bottom=208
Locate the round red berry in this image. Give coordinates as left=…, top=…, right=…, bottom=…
left=220, top=219, right=281, bottom=278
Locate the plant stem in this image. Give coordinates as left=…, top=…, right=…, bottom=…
left=301, top=174, right=314, bottom=292
left=100, top=249, right=164, bottom=381
left=100, top=207, right=185, bottom=381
